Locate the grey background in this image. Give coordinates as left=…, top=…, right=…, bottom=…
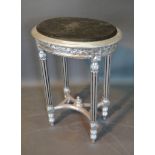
left=21, top=0, right=134, bottom=86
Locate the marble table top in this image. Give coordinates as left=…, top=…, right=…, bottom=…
left=36, top=17, right=117, bottom=42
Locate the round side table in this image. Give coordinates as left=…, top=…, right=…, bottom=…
left=31, top=17, right=122, bottom=142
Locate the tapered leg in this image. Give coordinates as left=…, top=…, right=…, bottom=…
left=39, top=50, right=55, bottom=126
left=90, top=58, right=99, bottom=142
left=62, top=57, right=70, bottom=98
left=102, top=54, right=111, bottom=119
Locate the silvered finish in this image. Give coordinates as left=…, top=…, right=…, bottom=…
left=37, top=46, right=116, bottom=142
left=38, top=50, right=55, bottom=126
left=47, top=105, right=55, bottom=126
left=75, top=96, right=83, bottom=107
left=90, top=57, right=99, bottom=142
left=54, top=96, right=90, bottom=120
left=36, top=39, right=117, bottom=59
left=33, top=25, right=122, bottom=142
left=102, top=55, right=111, bottom=119
left=62, top=57, right=70, bottom=97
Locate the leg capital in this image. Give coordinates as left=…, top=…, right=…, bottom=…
left=39, top=50, right=46, bottom=60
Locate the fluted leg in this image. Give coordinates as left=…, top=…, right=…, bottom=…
left=102, top=55, right=111, bottom=119
left=62, top=57, right=70, bottom=98
left=39, top=50, right=55, bottom=126
left=90, top=58, right=99, bottom=143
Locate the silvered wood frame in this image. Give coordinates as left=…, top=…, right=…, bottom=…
left=35, top=29, right=122, bottom=142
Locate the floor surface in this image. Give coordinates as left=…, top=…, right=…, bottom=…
left=21, top=84, right=134, bottom=155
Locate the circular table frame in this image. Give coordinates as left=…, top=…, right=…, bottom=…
left=32, top=26, right=122, bottom=143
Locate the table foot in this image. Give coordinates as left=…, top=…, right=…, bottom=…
left=90, top=122, right=97, bottom=142
left=47, top=105, right=55, bottom=126
left=102, top=99, right=110, bottom=119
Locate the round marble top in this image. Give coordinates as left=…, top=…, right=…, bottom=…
left=36, top=17, right=117, bottom=42
left=31, top=17, right=122, bottom=49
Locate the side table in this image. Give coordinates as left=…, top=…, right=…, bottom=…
left=31, top=17, right=122, bottom=142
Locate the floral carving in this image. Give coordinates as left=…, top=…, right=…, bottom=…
left=36, top=40, right=117, bottom=59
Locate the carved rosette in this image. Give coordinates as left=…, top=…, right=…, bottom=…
left=36, top=40, right=117, bottom=59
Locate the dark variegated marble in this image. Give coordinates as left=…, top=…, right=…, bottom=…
left=36, top=17, right=117, bottom=42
